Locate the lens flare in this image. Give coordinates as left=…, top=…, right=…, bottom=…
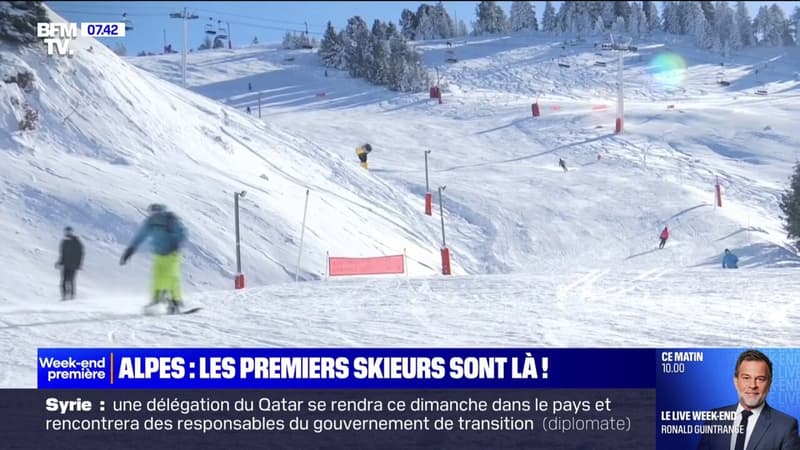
left=648, top=52, right=688, bottom=89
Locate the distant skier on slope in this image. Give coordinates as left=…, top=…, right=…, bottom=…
left=55, top=226, right=83, bottom=301
left=120, top=204, right=187, bottom=314
left=722, top=249, right=739, bottom=268
left=558, top=157, right=568, bottom=172
left=356, top=143, right=372, bottom=169
left=658, top=226, right=669, bottom=249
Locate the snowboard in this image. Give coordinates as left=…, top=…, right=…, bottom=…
left=143, top=306, right=202, bottom=316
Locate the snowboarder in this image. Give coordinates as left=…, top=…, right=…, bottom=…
left=246, top=105, right=251, bottom=114
left=55, top=226, right=83, bottom=301
left=658, top=226, right=669, bottom=249
left=248, top=82, right=252, bottom=91
left=722, top=249, right=739, bottom=268
left=558, top=157, right=568, bottom=172
left=356, top=143, right=372, bottom=169
left=120, top=204, right=187, bottom=314
left=324, top=69, right=328, bottom=77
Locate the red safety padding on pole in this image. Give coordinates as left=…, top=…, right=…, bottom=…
left=532, top=103, right=540, bottom=117
left=441, top=247, right=451, bottom=275
left=615, top=117, right=623, bottom=133
left=425, top=192, right=432, bottom=216
left=716, top=182, right=722, bottom=207
left=235, top=273, right=245, bottom=289
left=328, top=255, right=405, bottom=276
left=430, top=86, right=437, bottom=98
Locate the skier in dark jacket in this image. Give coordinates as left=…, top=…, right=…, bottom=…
left=55, top=226, right=83, bottom=301
left=722, top=249, right=739, bottom=268
left=558, top=158, right=568, bottom=172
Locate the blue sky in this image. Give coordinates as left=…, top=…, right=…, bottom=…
left=47, top=1, right=800, bottom=55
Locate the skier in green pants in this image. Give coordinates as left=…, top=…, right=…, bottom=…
left=120, top=204, right=187, bottom=314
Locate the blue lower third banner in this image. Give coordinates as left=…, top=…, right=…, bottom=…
left=37, top=348, right=653, bottom=389
left=7, top=348, right=798, bottom=449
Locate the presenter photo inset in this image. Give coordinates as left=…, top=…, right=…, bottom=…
left=697, top=349, right=800, bottom=450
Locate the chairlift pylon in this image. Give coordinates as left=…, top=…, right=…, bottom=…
left=122, top=12, right=133, bottom=31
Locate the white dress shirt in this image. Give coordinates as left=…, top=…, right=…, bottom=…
left=730, top=403, right=765, bottom=450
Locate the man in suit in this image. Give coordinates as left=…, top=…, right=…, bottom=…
left=698, top=349, right=800, bottom=450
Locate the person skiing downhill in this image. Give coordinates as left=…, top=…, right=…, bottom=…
left=356, top=143, right=372, bottom=169
left=658, top=226, right=669, bottom=249
left=55, top=226, right=83, bottom=301
left=120, top=204, right=187, bottom=313
left=558, top=157, right=568, bottom=172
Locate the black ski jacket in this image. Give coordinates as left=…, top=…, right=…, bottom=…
left=58, top=236, right=84, bottom=270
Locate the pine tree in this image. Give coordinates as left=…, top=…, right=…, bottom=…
left=474, top=1, right=508, bottom=35
left=572, top=2, right=593, bottom=35
left=399, top=8, right=417, bottom=40
left=662, top=2, right=681, bottom=34
left=614, top=1, right=633, bottom=27
left=593, top=15, right=605, bottom=35
left=754, top=4, right=788, bottom=46
left=416, top=9, right=435, bottom=40
left=686, top=2, right=710, bottom=46
left=600, top=1, right=618, bottom=30
left=735, top=2, right=754, bottom=47
left=386, top=34, right=429, bottom=91
left=769, top=4, right=793, bottom=46
left=509, top=1, right=536, bottom=32
left=677, top=1, right=695, bottom=35
left=627, top=2, right=645, bottom=36
left=366, top=19, right=389, bottom=84
left=319, top=22, right=346, bottom=69
left=456, top=20, right=469, bottom=36
left=555, top=1, right=571, bottom=33
left=541, top=1, right=557, bottom=32
left=642, top=1, right=661, bottom=33
left=0, top=1, right=49, bottom=44
left=779, top=162, right=800, bottom=247
left=792, top=7, right=800, bottom=45
left=611, top=15, right=626, bottom=36
left=700, top=1, right=716, bottom=24
left=432, top=1, right=455, bottom=38
left=714, top=1, right=737, bottom=54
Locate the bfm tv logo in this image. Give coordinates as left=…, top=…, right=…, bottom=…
left=37, top=22, right=125, bottom=56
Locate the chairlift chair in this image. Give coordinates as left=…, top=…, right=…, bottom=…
left=216, top=20, right=228, bottom=39
left=122, top=13, right=133, bottom=31
left=205, top=19, right=216, bottom=35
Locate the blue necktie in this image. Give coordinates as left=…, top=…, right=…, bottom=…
left=734, top=410, right=753, bottom=450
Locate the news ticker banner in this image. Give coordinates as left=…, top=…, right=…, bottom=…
left=27, top=348, right=800, bottom=449
left=37, top=348, right=653, bottom=389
